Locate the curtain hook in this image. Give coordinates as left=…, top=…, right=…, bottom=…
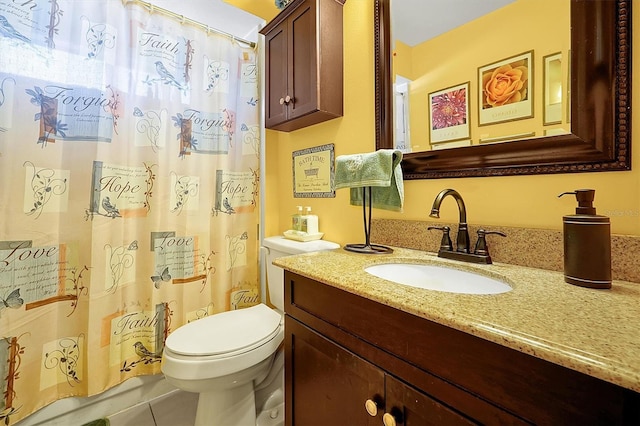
left=149, top=3, right=154, bottom=13
left=181, top=15, right=186, bottom=25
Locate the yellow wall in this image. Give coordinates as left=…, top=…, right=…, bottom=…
left=248, top=0, right=377, bottom=241
left=238, top=1, right=640, bottom=244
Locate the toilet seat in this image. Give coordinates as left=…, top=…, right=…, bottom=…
left=165, top=304, right=282, bottom=358
left=162, top=304, right=284, bottom=381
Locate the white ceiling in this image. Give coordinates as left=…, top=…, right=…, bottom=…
left=392, top=0, right=516, bottom=47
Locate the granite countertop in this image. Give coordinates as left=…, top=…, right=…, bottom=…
left=274, top=246, right=640, bottom=393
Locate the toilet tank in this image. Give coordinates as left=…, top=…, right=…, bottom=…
left=262, top=236, right=339, bottom=311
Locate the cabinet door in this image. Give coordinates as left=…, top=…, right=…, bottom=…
left=285, top=316, right=384, bottom=426
left=385, top=375, right=478, bottom=426
left=287, top=0, right=318, bottom=120
left=264, top=22, right=289, bottom=127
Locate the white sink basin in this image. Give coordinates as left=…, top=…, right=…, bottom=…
left=365, top=263, right=512, bottom=295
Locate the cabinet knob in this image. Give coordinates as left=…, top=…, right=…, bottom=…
left=364, top=399, right=378, bottom=416
left=382, top=412, right=398, bottom=426
left=285, top=95, right=292, bottom=103
left=279, top=97, right=285, bottom=105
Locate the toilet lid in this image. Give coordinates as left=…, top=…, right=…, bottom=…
left=165, top=304, right=282, bottom=356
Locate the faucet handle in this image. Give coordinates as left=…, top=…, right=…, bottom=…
left=474, top=229, right=506, bottom=256
left=428, top=226, right=453, bottom=251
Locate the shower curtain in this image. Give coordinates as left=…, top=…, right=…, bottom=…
left=0, top=0, right=260, bottom=423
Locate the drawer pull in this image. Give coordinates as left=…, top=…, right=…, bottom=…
left=383, top=412, right=398, bottom=426
left=365, top=399, right=378, bottom=416
left=279, top=95, right=292, bottom=105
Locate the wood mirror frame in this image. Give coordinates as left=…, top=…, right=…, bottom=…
left=374, top=0, right=632, bottom=179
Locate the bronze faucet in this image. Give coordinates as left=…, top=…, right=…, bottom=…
left=428, top=189, right=505, bottom=264
left=429, top=189, right=470, bottom=253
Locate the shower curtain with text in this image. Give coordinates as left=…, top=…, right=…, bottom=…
left=0, top=0, right=260, bottom=423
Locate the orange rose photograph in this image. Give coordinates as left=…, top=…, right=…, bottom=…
left=478, top=50, right=534, bottom=126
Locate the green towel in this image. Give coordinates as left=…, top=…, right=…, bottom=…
left=335, top=149, right=404, bottom=211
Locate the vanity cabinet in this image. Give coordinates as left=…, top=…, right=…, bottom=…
left=286, top=318, right=476, bottom=425
left=259, top=0, right=344, bottom=132
left=284, top=271, right=640, bottom=425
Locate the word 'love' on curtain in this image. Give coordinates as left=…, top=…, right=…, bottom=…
left=0, top=0, right=260, bottom=423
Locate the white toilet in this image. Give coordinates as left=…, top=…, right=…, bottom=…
left=162, top=236, right=339, bottom=426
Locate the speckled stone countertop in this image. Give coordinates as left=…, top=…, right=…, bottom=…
left=274, top=246, right=640, bottom=393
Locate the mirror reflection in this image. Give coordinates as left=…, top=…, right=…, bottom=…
left=390, top=0, right=570, bottom=153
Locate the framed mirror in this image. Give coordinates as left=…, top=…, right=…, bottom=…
left=374, top=0, right=631, bottom=179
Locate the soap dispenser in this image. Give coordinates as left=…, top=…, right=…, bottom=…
left=558, top=189, right=611, bottom=289
left=301, top=206, right=319, bottom=235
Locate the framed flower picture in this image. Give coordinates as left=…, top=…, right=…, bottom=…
left=478, top=50, right=534, bottom=126
left=428, top=82, right=470, bottom=145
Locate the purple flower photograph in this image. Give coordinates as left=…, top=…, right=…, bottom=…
left=431, top=87, right=467, bottom=130
left=429, top=82, right=471, bottom=144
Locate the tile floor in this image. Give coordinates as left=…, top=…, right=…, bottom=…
left=107, top=390, right=198, bottom=426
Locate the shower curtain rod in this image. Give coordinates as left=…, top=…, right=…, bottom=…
left=122, top=0, right=257, bottom=48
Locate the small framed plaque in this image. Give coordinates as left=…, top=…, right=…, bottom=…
left=292, top=144, right=335, bottom=198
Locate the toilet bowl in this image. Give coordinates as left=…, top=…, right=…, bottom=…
left=163, top=304, right=283, bottom=426
left=162, top=235, right=339, bottom=426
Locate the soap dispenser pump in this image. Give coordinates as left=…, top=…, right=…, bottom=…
left=558, top=189, right=611, bottom=289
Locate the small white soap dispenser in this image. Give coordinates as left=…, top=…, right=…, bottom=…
left=301, top=206, right=319, bottom=235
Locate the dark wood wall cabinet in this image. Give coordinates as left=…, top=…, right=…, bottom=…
left=284, top=271, right=640, bottom=425
left=260, top=0, right=345, bottom=132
